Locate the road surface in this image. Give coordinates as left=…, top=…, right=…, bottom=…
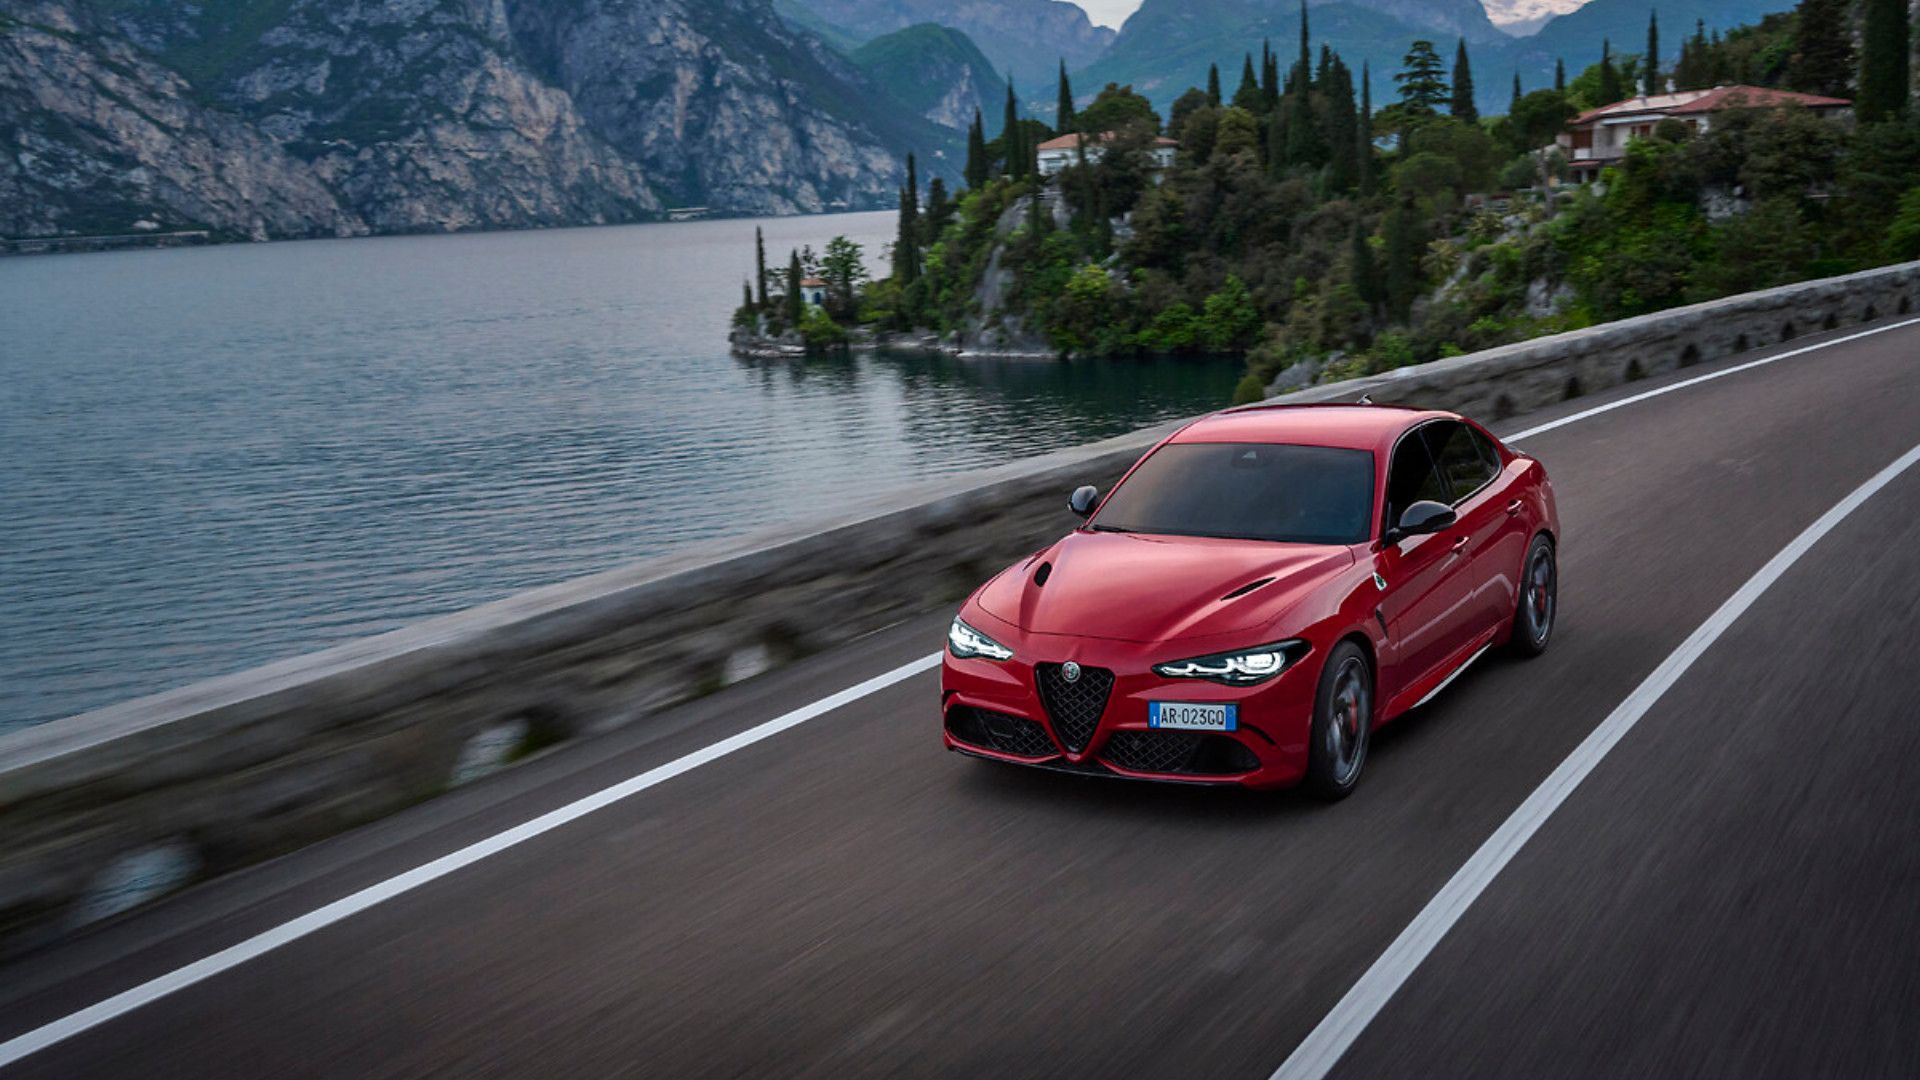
left=3, top=317, right=1918, bottom=1078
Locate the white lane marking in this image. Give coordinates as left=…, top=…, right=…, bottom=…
left=0, top=652, right=943, bottom=1070
left=1271, top=440, right=1920, bottom=1080
left=8, top=313, right=1915, bottom=1071
left=1504, top=317, right=1920, bottom=443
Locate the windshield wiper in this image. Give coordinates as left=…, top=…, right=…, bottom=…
left=1089, top=523, right=1136, bottom=533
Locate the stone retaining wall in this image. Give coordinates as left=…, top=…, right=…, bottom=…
left=2, top=260, right=1915, bottom=955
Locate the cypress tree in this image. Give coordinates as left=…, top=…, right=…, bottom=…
left=1208, top=63, right=1222, bottom=106
left=1789, top=0, right=1854, bottom=98
left=965, top=109, right=988, bottom=189
left=1319, top=44, right=1334, bottom=87
left=1003, top=81, right=1021, bottom=178
left=1555, top=58, right=1566, bottom=92
left=754, top=226, right=768, bottom=309
left=1598, top=39, right=1624, bottom=103
left=742, top=280, right=755, bottom=316
left=785, top=249, right=804, bottom=326
left=1297, top=0, right=1311, bottom=86
left=1451, top=39, right=1478, bottom=122
left=894, top=154, right=920, bottom=284
left=1324, top=57, right=1359, bottom=194
left=1056, top=62, right=1076, bottom=131
left=1262, top=40, right=1279, bottom=106
left=1511, top=72, right=1522, bottom=112
left=1859, top=0, right=1910, bottom=121
left=1644, top=12, right=1660, bottom=95
left=1235, top=54, right=1263, bottom=111
left=1357, top=62, right=1375, bottom=195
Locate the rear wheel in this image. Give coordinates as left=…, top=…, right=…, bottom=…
left=1304, top=641, right=1372, bottom=800
left=1509, top=535, right=1557, bottom=657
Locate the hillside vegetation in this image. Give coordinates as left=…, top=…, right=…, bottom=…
left=737, top=0, right=1920, bottom=405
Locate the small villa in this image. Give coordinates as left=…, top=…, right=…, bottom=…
left=798, top=276, right=828, bottom=307
left=1558, top=85, right=1851, bottom=178
left=1036, top=132, right=1179, bottom=178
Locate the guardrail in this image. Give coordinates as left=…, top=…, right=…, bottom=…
left=2, top=259, right=1916, bottom=955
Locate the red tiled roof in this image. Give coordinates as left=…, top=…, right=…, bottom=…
left=1666, top=85, right=1851, bottom=114
left=1570, top=85, right=1849, bottom=125
left=799, top=277, right=827, bottom=287
left=1035, top=131, right=1178, bottom=151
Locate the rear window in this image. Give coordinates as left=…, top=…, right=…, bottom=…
left=1089, top=442, right=1375, bottom=545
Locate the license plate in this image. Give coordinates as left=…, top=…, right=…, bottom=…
left=1148, top=701, right=1237, bottom=731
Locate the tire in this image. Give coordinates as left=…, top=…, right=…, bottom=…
left=1304, top=641, right=1372, bottom=801
left=1509, top=534, right=1557, bottom=658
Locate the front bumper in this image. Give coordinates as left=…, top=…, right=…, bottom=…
left=940, top=624, right=1320, bottom=790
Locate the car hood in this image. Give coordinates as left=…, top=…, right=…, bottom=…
left=974, top=530, right=1354, bottom=644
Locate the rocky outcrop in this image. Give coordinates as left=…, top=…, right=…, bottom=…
left=785, top=0, right=1114, bottom=89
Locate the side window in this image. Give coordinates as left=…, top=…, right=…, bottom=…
left=1427, top=421, right=1500, bottom=503
left=1384, top=426, right=1449, bottom=531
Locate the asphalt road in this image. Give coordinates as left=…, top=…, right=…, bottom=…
left=3, top=318, right=1919, bottom=1079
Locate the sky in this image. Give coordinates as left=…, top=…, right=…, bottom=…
left=1072, top=0, right=1584, bottom=31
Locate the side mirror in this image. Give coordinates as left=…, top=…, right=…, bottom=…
left=1068, top=484, right=1100, bottom=518
left=1386, top=500, right=1456, bottom=545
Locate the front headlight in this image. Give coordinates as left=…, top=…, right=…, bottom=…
left=948, top=616, right=1014, bottom=661
left=1153, top=640, right=1309, bottom=685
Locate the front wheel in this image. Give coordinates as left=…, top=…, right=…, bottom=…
left=1509, top=535, right=1557, bottom=657
left=1304, top=641, right=1372, bottom=801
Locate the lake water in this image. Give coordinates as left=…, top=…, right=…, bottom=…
left=0, top=212, right=1240, bottom=730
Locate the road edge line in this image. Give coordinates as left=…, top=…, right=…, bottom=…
left=1269, top=440, right=1920, bottom=1080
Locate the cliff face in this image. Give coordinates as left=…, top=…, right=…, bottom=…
left=785, top=0, right=1114, bottom=89
left=0, top=0, right=364, bottom=241
left=507, top=0, right=927, bottom=215
left=1, top=0, right=931, bottom=242
left=851, top=24, right=1008, bottom=131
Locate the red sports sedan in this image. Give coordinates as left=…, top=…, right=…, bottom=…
left=941, top=403, right=1559, bottom=797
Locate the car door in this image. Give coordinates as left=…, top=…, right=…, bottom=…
left=1425, top=419, right=1513, bottom=637
left=1374, top=423, right=1475, bottom=696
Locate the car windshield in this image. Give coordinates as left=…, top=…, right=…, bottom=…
left=1089, top=442, right=1375, bottom=545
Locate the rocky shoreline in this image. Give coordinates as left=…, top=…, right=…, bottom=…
left=728, top=326, right=1061, bottom=360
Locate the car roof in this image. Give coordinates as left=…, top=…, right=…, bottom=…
left=1171, top=403, right=1453, bottom=453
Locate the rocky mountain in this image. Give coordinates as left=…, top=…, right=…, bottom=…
left=2, top=0, right=951, bottom=243
left=852, top=24, right=1009, bottom=130
left=781, top=0, right=1115, bottom=88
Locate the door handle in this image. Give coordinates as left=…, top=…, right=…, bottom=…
left=1505, top=498, right=1524, bottom=515
left=1451, top=535, right=1470, bottom=552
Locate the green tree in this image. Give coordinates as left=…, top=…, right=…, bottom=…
left=1511, top=72, right=1522, bottom=112
left=1599, top=40, right=1625, bottom=103
left=1644, top=12, right=1661, bottom=95
left=1057, top=61, right=1076, bottom=131
left=1396, top=41, right=1450, bottom=119
left=820, top=236, right=866, bottom=319
left=965, top=109, right=989, bottom=189
left=1214, top=106, right=1262, bottom=159
left=1208, top=63, right=1223, bottom=106
left=784, top=248, right=804, bottom=327
left=1383, top=203, right=1420, bottom=322
left=1506, top=89, right=1577, bottom=154
left=1555, top=58, right=1567, bottom=92
left=1859, top=0, right=1911, bottom=122
left=1351, top=222, right=1380, bottom=306
left=1323, top=57, right=1360, bottom=193
left=1234, top=54, right=1266, bottom=113
left=1170, top=88, right=1211, bottom=135
left=1358, top=62, right=1376, bottom=194
left=1003, top=82, right=1023, bottom=178
left=894, top=154, right=921, bottom=284
left=1200, top=275, right=1262, bottom=353
left=1789, top=0, right=1853, bottom=98
left=1077, top=83, right=1162, bottom=133
left=754, top=226, right=769, bottom=309
left=1887, top=187, right=1920, bottom=259
left=1451, top=39, right=1478, bottom=123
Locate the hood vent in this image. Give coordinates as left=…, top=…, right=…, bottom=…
left=1033, top=562, right=1052, bottom=587
left=1219, top=577, right=1275, bottom=601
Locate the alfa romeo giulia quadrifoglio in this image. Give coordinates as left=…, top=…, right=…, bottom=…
left=941, top=403, right=1559, bottom=798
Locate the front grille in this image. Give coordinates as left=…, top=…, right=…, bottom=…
left=1102, top=731, right=1261, bottom=776
left=1102, top=730, right=1205, bottom=773
left=1034, top=663, right=1114, bottom=753
left=948, top=707, right=1057, bottom=757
